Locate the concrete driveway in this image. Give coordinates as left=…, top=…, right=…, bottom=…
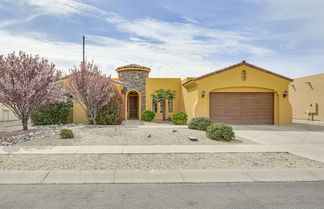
left=233, top=124, right=324, bottom=145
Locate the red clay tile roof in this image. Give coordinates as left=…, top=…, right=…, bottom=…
left=116, top=64, right=151, bottom=70
left=182, top=61, right=293, bottom=86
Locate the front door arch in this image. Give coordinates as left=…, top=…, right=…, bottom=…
left=126, top=90, right=140, bottom=119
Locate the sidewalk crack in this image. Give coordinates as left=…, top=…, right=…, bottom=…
left=74, top=146, right=84, bottom=154
left=301, top=132, right=310, bottom=144
left=40, top=171, right=51, bottom=184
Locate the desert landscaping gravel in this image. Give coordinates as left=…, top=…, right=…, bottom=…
left=0, top=152, right=323, bottom=170
left=18, top=126, right=254, bottom=146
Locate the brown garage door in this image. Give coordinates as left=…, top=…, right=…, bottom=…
left=210, top=92, right=274, bottom=125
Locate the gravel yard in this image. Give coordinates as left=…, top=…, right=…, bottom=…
left=0, top=152, right=323, bottom=170
left=18, top=126, right=254, bottom=146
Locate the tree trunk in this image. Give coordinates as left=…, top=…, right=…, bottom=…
left=92, top=112, right=97, bottom=125
left=162, top=102, right=166, bottom=121
left=22, top=115, right=28, bottom=130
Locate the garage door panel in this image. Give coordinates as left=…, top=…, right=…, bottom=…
left=210, top=92, right=274, bottom=125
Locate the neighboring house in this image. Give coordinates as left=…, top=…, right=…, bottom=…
left=72, top=61, right=293, bottom=125
left=289, top=73, right=324, bottom=121
left=0, top=103, right=18, bottom=122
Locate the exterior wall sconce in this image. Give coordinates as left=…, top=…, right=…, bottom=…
left=202, top=90, right=206, bottom=98
left=283, top=90, right=288, bottom=98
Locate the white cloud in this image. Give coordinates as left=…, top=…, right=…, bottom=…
left=107, top=18, right=273, bottom=57
left=1, top=28, right=318, bottom=80
left=21, top=0, right=101, bottom=16
left=1, top=0, right=323, bottom=79
left=0, top=14, right=41, bottom=28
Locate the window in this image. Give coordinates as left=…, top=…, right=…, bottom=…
left=152, top=98, right=158, bottom=113
left=168, top=98, right=174, bottom=113
left=160, top=102, right=163, bottom=113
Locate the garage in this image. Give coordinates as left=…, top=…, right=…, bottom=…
left=210, top=92, right=274, bottom=125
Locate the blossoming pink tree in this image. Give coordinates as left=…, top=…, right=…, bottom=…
left=65, top=61, right=113, bottom=125
left=0, top=51, right=63, bottom=130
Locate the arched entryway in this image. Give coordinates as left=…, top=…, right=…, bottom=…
left=126, top=90, right=140, bottom=119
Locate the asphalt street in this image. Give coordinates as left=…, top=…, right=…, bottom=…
left=0, top=182, right=324, bottom=209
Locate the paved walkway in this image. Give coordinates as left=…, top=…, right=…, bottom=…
left=294, top=119, right=324, bottom=127
left=0, top=168, right=323, bottom=184
left=1, top=144, right=324, bottom=163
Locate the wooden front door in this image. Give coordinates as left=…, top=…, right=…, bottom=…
left=129, top=96, right=138, bottom=119
left=210, top=92, right=274, bottom=125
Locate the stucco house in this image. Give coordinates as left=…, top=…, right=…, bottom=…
left=72, top=61, right=293, bottom=125
left=289, top=73, right=324, bottom=121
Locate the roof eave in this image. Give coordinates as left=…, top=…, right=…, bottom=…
left=191, top=61, right=293, bottom=83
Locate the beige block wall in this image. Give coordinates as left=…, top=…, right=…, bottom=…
left=289, top=73, right=324, bottom=121
left=0, top=103, right=18, bottom=122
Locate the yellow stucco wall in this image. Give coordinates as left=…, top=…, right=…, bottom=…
left=72, top=102, right=89, bottom=124
left=63, top=77, right=124, bottom=124
left=182, top=64, right=292, bottom=124
left=69, top=63, right=292, bottom=125
left=289, top=73, right=324, bottom=121
left=181, top=84, right=198, bottom=120
left=146, top=78, right=184, bottom=120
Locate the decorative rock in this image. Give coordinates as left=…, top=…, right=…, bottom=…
left=188, top=136, right=198, bottom=141
left=0, top=124, right=79, bottom=146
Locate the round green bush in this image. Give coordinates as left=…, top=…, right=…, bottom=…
left=31, top=102, right=72, bottom=125
left=206, top=123, right=235, bottom=141
left=60, top=129, right=74, bottom=139
left=141, top=110, right=156, bottom=121
left=188, top=117, right=213, bottom=131
left=172, top=112, right=188, bottom=125
left=96, top=87, right=125, bottom=125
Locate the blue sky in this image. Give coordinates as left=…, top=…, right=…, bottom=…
left=0, top=0, right=323, bottom=78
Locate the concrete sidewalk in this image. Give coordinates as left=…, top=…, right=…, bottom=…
left=1, top=144, right=324, bottom=163
left=0, top=168, right=323, bottom=184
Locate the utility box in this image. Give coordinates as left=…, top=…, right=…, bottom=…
left=309, top=102, right=318, bottom=114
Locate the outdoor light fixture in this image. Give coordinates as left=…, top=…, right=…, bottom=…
left=202, top=90, right=206, bottom=98
left=283, top=90, right=288, bottom=98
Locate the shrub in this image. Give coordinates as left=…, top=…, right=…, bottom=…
left=141, top=110, right=155, bottom=121
left=172, top=112, right=188, bottom=125
left=188, top=117, right=213, bottom=131
left=31, top=102, right=72, bottom=125
left=206, top=123, right=235, bottom=141
left=60, top=129, right=74, bottom=139
left=96, top=87, right=125, bottom=125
